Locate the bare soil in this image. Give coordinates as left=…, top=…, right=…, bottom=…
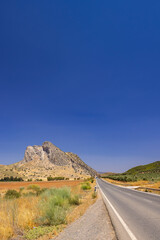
left=0, top=180, right=82, bottom=190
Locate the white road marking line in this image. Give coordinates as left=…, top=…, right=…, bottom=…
left=97, top=180, right=138, bottom=240
left=143, top=199, right=153, bottom=203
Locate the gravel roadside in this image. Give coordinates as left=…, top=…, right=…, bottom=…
left=53, top=194, right=116, bottom=240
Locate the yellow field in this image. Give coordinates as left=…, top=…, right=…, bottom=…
left=0, top=180, right=82, bottom=190
left=104, top=178, right=160, bottom=189
left=0, top=180, right=96, bottom=240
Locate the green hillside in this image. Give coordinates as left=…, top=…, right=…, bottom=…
left=102, top=161, right=160, bottom=182
left=125, top=161, right=160, bottom=174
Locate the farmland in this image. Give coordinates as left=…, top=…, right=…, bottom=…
left=0, top=180, right=82, bottom=191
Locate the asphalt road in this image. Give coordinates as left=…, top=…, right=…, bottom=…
left=97, top=178, right=160, bottom=240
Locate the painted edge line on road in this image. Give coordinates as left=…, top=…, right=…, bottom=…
left=97, top=180, right=138, bottom=240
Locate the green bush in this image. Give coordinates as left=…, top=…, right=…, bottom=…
left=69, top=195, right=80, bottom=205
left=81, top=182, right=91, bottom=190
left=0, top=176, right=24, bottom=182
left=5, top=189, right=21, bottom=199
left=37, top=187, right=71, bottom=226
left=33, top=187, right=81, bottom=226
left=42, top=187, right=71, bottom=200
left=126, top=178, right=132, bottom=182
left=25, top=226, right=55, bottom=240
left=38, top=204, right=66, bottom=226
left=47, top=177, right=65, bottom=181
left=27, top=185, right=48, bottom=196
left=27, top=184, right=41, bottom=196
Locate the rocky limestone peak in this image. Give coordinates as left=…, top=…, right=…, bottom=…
left=20, top=141, right=72, bottom=167
left=17, top=141, right=97, bottom=177
left=19, top=145, right=48, bottom=165
left=42, top=141, right=71, bottom=166
left=66, top=152, right=97, bottom=176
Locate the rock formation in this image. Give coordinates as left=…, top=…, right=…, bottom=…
left=15, top=141, right=97, bottom=180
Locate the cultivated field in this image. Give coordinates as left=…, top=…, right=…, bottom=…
left=0, top=180, right=82, bottom=191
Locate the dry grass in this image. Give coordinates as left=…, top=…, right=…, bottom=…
left=0, top=197, right=38, bottom=240
left=104, top=178, right=150, bottom=187
left=103, top=178, right=160, bottom=193
left=142, top=181, right=160, bottom=189
left=67, top=182, right=96, bottom=224
left=0, top=180, right=96, bottom=240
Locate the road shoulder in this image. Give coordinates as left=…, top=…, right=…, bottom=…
left=53, top=194, right=116, bottom=240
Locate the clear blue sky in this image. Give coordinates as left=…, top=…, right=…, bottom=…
left=0, top=1, right=160, bottom=172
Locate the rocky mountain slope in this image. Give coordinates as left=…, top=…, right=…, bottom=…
left=0, top=141, right=97, bottom=180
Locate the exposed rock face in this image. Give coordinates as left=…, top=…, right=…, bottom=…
left=17, top=141, right=97, bottom=179
left=42, top=141, right=70, bottom=166
left=20, top=142, right=71, bottom=166
left=66, top=152, right=97, bottom=177
left=21, top=145, right=47, bottom=163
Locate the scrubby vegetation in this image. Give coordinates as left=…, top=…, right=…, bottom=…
left=0, top=177, right=97, bottom=240
left=69, top=194, right=80, bottom=205
left=103, top=161, right=160, bottom=183
left=125, top=161, right=160, bottom=175
left=103, top=172, right=160, bottom=182
left=5, top=189, right=21, bottom=199
left=0, top=185, right=82, bottom=240
left=47, top=176, right=65, bottom=181
left=84, top=177, right=94, bottom=183
left=0, top=176, right=24, bottom=182
left=36, top=187, right=80, bottom=226
left=81, top=182, right=91, bottom=190
left=24, top=226, right=57, bottom=240
left=103, top=174, right=137, bottom=182
left=27, top=178, right=32, bottom=181
left=27, top=184, right=47, bottom=196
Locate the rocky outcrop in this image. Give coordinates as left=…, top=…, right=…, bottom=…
left=42, top=141, right=71, bottom=166
left=20, top=145, right=47, bottom=163
left=66, top=152, right=97, bottom=177
left=18, top=141, right=97, bottom=177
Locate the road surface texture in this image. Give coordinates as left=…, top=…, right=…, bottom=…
left=97, top=178, right=160, bottom=240
left=53, top=195, right=116, bottom=240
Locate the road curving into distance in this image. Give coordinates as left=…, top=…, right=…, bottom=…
left=97, top=178, right=160, bottom=240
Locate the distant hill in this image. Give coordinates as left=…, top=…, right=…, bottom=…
left=103, top=161, right=160, bottom=182
left=0, top=141, right=97, bottom=181
left=100, top=172, right=116, bottom=177
left=125, top=161, right=160, bottom=175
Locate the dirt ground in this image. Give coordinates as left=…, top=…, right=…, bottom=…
left=0, top=180, right=82, bottom=191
